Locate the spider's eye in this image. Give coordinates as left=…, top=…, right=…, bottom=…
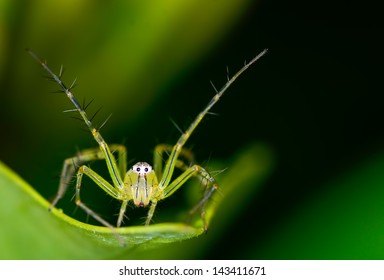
left=132, top=162, right=152, bottom=174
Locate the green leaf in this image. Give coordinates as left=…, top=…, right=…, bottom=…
left=0, top=143, right=273, bottom=259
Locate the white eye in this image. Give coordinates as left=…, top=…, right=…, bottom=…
left=132, top=162, right=152, bottom=175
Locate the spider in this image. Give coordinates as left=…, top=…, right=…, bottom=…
left=27, top=49, right=267, bottom=236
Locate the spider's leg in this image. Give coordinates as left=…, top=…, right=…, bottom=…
left=159, top=163, right=218, bottom=230
left=75, top=165, right=126, bottom=246
left=75, top=165, right=120, bottom=215
left=27, top=49, right=125, bottom=190
left=188, top=181, right=217, bottom=232
left=155, top=50, right=267, bottom=228
left=158, top=49, right=268, bottom=189
left=175, top=161, right=218, bottom=231
left=49, top=144, right=127, bottom=210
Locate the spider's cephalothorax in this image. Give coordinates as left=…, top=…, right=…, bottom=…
left=27, top=48, right=267, bottom=245
left=126, top=162, right=158, bottom=207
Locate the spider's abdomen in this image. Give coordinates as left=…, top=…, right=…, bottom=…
left=124, top=162, right=159, bottom=207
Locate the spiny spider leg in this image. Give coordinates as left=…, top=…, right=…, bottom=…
left=152, top=49, right=269, bottom=221
left=158, top=49, right=268, bottom=189
left=27, top=49, right=124, bottom=191
left=27, top=49, right=131, bottom=245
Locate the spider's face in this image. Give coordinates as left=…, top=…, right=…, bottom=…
left=128, top=162, right=158, bottom=207
left=132, top=162, right=153, bottom=176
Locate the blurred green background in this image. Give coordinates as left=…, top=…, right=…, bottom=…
left=1, top=0, right=384, bottom=259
